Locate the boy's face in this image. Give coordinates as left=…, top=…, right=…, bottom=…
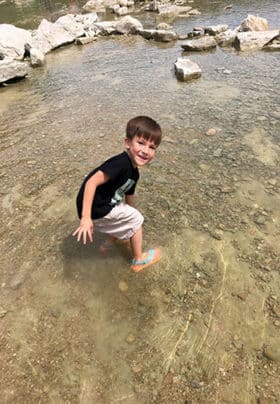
left=125, top=136, right=158, bottom=167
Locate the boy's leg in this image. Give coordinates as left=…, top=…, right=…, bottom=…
left=130, top=226, right=143, bottom=261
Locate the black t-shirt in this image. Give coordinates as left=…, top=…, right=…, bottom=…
left=76, top=151, right=139, bottom=219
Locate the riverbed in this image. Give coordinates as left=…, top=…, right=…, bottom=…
left=0, top=0, right=280, bottom=402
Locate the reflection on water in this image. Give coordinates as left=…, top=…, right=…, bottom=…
left=0, top=1, right=280, bottom=402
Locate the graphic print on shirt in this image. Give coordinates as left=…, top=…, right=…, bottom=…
left=110, top=179, right=135, bottom=206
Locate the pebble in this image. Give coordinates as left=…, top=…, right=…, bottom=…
left=126, top=334, right=135, bottom=344
left=118, top=281, right=128, bottom=292
left=131, top=365, right=142, bottom=374
left=254, top=215, right=267, bottom=225
left=0, top=308, right=8, bottom=318
left=205, top=128, right=217, bottom=136
left=267, top=179, right=277, bottom=186
left=272, top=306, right=280, bottom=318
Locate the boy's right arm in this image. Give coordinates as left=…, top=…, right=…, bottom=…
left=72, top=170, right=110, bottom=244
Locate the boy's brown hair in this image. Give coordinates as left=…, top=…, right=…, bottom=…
left=126, top=116, right=162, bottom=146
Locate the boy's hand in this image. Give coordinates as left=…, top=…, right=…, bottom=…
left=72, top=217, right=94, bottom=244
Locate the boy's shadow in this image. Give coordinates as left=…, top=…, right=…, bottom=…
left=60, top=233, right=131, bottom=283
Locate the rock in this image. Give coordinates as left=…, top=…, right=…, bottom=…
left=152, top=29, right=177, bottom=42
left=138, top=29, right=177, bottom=42
left=94, top=21, right=118, bottom=35
left=175, top=57, right=201, bottom=81
left=267, top=179, right=277, bottom=185
left=272, top=306, right=280, bottom=318
left=237, top=15, right=270, bottom=32
left=0, top=308, right=8, bottom=318
left=213, top=148, right=222, bottom=157
left=263, top=345, right=280, bottom=362
left=115, top=16, right=143, bottom=34
left=215, top=29, right=237, bottom=47
left=83, top=0, right=107, bottom=12
left=0, top=24, right=32, bottom=60
left=55, top=14, right=86, bottom=38
left=205, top=128, right=217, bottom=136
left=76, top=36, right=97, bottom=45
left=75, top=12, right=99, bottom=29
left=30, top=18, right=76, bottom=55
left=254, top=215, right=266, bottom=225
left=131, top=365, right=142, bottom=373
left=115, top=6, right=129, bottom=16
left=181, top=36, right=217, bottom=51
left=118, top=280, right=128, bottom=292
left=29, top=47, right=45, bottom=66
left=158, top=5, right=192, bottom=18
left=204, top=24, right=229, bottom=36
left=0, top=57, right=28, bottom=83
left=126, top=334, right=135, bottom=343
left=10, top=271, right=27, bottom=290
left=234, top=30, right=279, bottom=51
left=156, top=23, right=173, bottom=31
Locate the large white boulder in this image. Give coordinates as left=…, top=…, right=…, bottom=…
left=0, top=57, right=28, bottom=83
left=0, top=24, right=32, bottom=60
left=234, top=30, right=280, bottom=51
left=30, top=19, right=76, bottom=54
left=237, top=14, right=270, bottom=32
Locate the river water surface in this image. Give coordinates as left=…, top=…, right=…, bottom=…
left=0, top=0, right=280, bottom=403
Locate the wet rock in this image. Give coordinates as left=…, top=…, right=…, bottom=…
left=174, top=58, right=201, bottom=81
left=118, top=280, right=128, bottom=292
left=263, top=345, right=280, bottom=362
left=10, top=272, right=27, bottom=290
left=29, top=47, right=45, bottom=67
left=181, top=36, right=217, bottom=51
left=76, top=36, right=97, bottom=45
left=0, top=307, right=8, bottom=318
left=237, top=15, right=270, bottom=32
left=210, top=229, right=223, bottom=240
left=126, top=334, right=135, bottom=343
left=272, top=306, right=280, bottom=318
left=254, top=215, right=267, bottom=225
left=213, top=148, right=222, bottom=157
left=205, top=128, right=217, bottom=136
left=204, top=24, right=229, bottom=36
left=131, top=364, right=142, bottom=373
left=233, top=30, right=279, bottom=51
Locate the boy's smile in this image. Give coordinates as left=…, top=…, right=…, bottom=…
left=125, top=136, right=157, bottom=167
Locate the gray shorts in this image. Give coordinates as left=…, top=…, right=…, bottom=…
left=94, top=202, right=144, bottom=240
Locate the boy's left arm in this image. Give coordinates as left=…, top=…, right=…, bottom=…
left=125, top=194, right=134, bottom=207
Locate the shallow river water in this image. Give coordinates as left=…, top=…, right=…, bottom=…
left=0, top=0, right=280, bottom=403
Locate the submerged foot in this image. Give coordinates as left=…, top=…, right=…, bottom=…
left=131, top=248, right=161, bottom=273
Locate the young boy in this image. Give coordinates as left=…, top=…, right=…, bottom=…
left=72, top=116, right=162, bottom=272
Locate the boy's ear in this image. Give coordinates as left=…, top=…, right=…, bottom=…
left=125, top=138, right=131, bottom=150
